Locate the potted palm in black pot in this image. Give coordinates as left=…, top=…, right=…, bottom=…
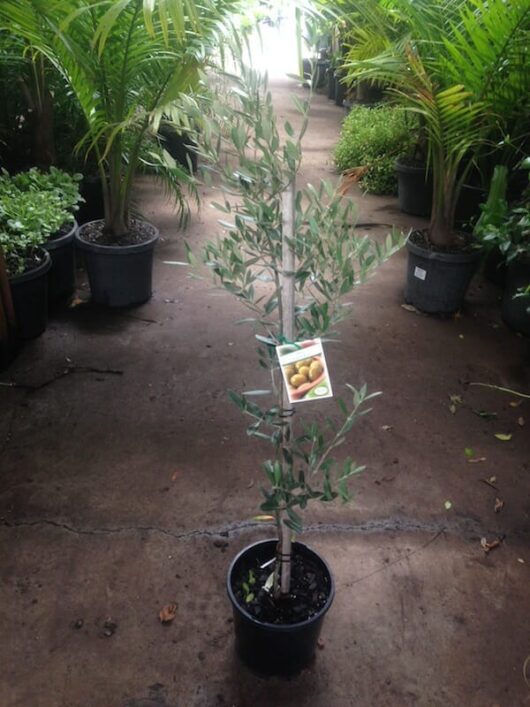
left=184, top=64, right=403, bottom=676
left=1, top=0, right=237, bottom=307
left=343, top=0, right=530, bottom=314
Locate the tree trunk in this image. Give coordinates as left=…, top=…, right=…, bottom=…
left=279, top=180, right=296, bottom=596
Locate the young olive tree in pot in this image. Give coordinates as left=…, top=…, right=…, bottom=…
left=184, top=66, right=402, bottom=676
left=0, top=0, right=237, bottom=307
left=343, top=0, right=530, bottom=314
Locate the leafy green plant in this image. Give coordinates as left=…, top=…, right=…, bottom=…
left=0, top=167, right=80, bottom=276
left=334, top=104, right=416, bottom=195
left=475, top=162, right=530, bottom=264
left=183, top=64, right=403, bottom=600
left=0, top=190, right=62, bottom=276
left=0, top=0, right=238, bottom=240
left=342, top=0, right=530, bottom=248
left=0, top=167, right=83, bottom=214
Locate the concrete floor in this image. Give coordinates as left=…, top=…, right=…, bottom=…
left=1, top=78, right=529, bottom=707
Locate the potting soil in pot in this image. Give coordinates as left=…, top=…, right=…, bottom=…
left=80, top=218, right=154, bottom=246
left=231, top=546, right=331, bottom=624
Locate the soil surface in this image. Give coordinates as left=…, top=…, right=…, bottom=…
left=78, top=218, right=155, bottom=246
left=1, top=76, right=529, bottom=707
left=410, top=228, right=477, bottom=254
left=231, top=544, right=331, bottom=624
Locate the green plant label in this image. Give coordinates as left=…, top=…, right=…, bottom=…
left=277, top=338, right=333, bottom=404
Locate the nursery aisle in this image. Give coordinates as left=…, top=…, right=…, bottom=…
left=1, top=78, right=529, bottom=707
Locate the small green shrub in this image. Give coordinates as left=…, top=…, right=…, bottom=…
left=0, top=167, right=82, bottom=213
left=0, top=168, right=81, bottom=276
left=334, top=105, right=416, bottom=195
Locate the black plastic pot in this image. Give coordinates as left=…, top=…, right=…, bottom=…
left=327, top=68, right=336, bottom=100
left=43, top=220, right=77, bottom=302
left=395, top=159, right=433, bottom=217
left=313, top=60, right=329, bottom=89
left=455, top=184, right=486, bottom=229
left=405, top=235, right=482, bottom=314
left=227, top=539, right=334, bottom=677
left=355, top=80, right=384, bottom=104
left=483, top=247, right=507, bottom=288
left=334, top=72, right=346, bottom=107
left=77, top=176, right=105, bottom=226
left=9, top=250, right=51, bottom=339
left=501, top=257, right=530, bottom=337
left=75, top=220, right=159, bottom=308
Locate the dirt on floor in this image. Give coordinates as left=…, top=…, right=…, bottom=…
left=1, top=77, right=529, bottom=707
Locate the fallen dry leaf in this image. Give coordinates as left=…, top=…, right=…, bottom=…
left=449, top=404, right=457, bottom=415
left=338, top=166, right=369, bottom=195
left=509, top=400, right=522, bottom=408
left=518, top=558, right=525, bottom=564
left=517, top=416, right=525, bottom=427
left=480, top=537, right=502, bottom=553
left=381, top=425, right=393, bottom=431
left=68, top=296, right=89, bottom=309
left=467, top=456, right=487, bottom=464
left=494, top=433, right=512, bottom=441
left=401, top=303, right=420, bottom=313
left=159, top=603, right=177, bottom=624
left=171, top=471, right=180, bottom=482
left=480, top=477, right=498, bottom=490
left=494, top=498, right=504, bottom=513
left=317, top=638, right=325, bottom=650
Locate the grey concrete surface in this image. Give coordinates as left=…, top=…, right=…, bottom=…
left=1, top=77, right=529, bottom=707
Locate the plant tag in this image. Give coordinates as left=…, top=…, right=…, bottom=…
left=277, top=338, right=333, bottom=404
left=414, top=266, right=427, bottom=281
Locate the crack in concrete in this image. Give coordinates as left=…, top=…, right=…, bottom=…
left=0, top=514, right=505, bottom=542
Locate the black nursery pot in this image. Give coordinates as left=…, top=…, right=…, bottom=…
left=9, top=250, right=52, bottom=339
left=405, top=235, right=481, bottom=314
left=395, top=159, right=433, bottom=217
left=334, top=72, right=346, bottom=107
left=43, top=220, right=77, bottom=302
left=327, top=68, right=336, bottom=100
left=75, top=220, right=159, bottom=308
left=227, top=539, right=335, bottom=677
left=502, top=257, right=530, bottom=337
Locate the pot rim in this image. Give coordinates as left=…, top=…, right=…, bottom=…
left=227, top=538, right=335, bottom=632
left=395, top=157, right=430, bottom=175
left=75, top=219, right=159, bottom=255
left=44, top=219, right=78, bottom=251
left=407, top=230, right=482, bottom=264
left=9, top=249, right=51, bottom=284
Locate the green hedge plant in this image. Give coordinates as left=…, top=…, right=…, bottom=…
left=334, top=104, right=415, bottom=195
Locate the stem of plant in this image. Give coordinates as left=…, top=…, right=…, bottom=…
left=279, top=180, right=296, bottom=597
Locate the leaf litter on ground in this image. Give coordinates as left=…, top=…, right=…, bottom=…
left=494, top=498, right=504, bottom=513
left=159, top=603, right=178, bottom=624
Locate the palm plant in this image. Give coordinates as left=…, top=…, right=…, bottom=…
left=0, top=0, right=239, bottom=240
left=342, top=0, right=530, bottom=248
